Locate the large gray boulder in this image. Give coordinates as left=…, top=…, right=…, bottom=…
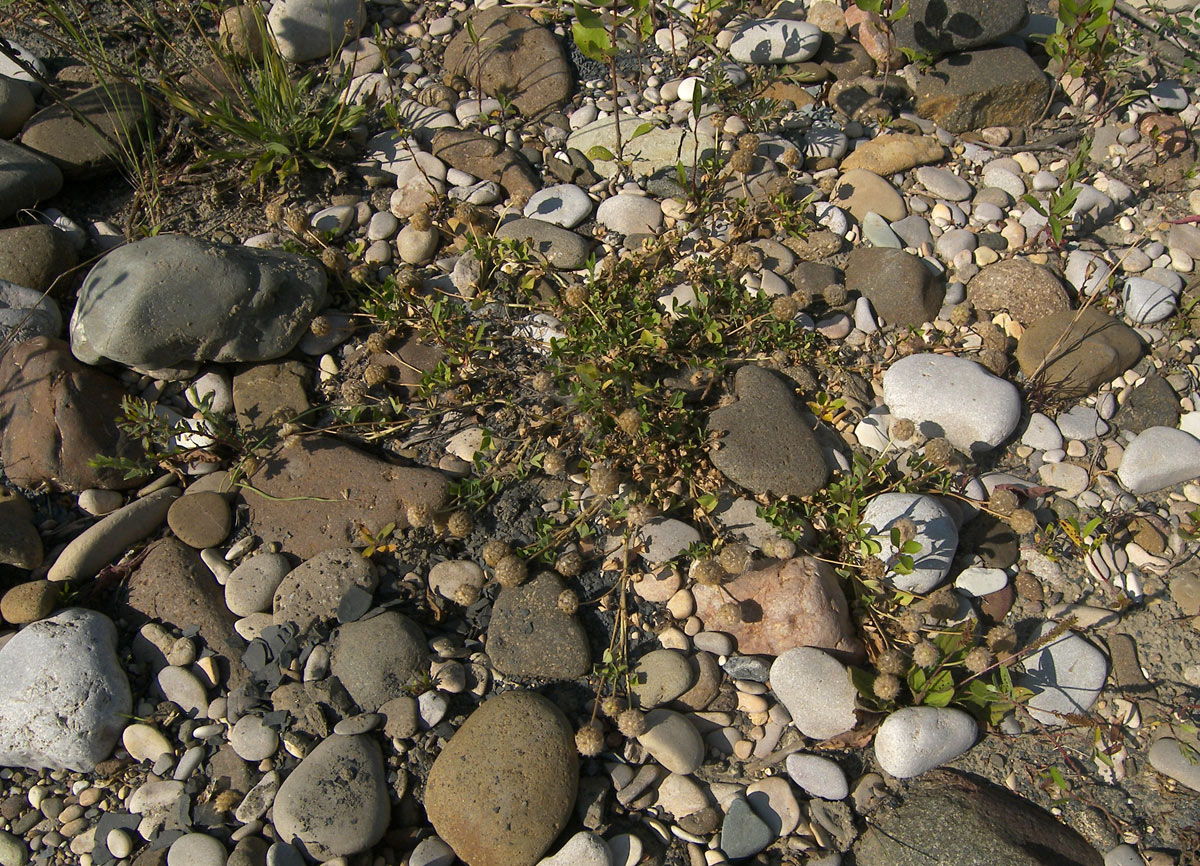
left=69, top=235, right=327, bottom=378
left=0, top=609, right=131, bottom=771
left=893, top=0, right=1028, bottom=58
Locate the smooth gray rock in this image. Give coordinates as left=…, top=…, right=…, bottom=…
left=915, top=166, right=972, bottom=201
left=495, top=218, right=594, bottom=269
left=0, top=139, right=63, bottom=221
left=770, top=647, right=857, bottom=740
left=729, top=19, right=823, bottom=64
left=708, top=365, right=828, bottom=498
left=630, top=649, right=696, bottom=709
left=225, top=553, right=292, bottom=617
left=0, top=279, right=60, bottom=345
left=537, top=832, right=611, bottom=866
left=267, top=0, right=364, bottom=62
left=862, top=493, right=958, bottom=593
left=524, top=183, right=592, bottom=229
left=0, top=609, right=130, bottom=771
left=1148, top=737, right=1200, bottom=792
left=331, top=611, right=427, bottom=712
left=1117, top=426, right=1200, bottom=494
left=1019, top=623, right=1108, bottom=726
left=720, top=797, right=773, bottom=860
left=488, top=571, right=590, bottom=680
left=844, top=248, right=944, bottom=328
left=874, top=707, right=976, bottom=778
left=272, top=734, right=388, bottom=860
left=785, top=754, right=849, bottom=800
left=70, top=235, right=327, bottom=377
left=882, top=353, right=1020, bottom=452
left=47, top=487, right=179, bottom=582
left=273, top=547, right=378, bottom=633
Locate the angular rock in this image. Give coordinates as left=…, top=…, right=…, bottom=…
left=0, top=139, right=63, bottom=221
left=443, top=9, right=572, bottom=117
left=488, top=571, right=590, bottom=679
left=432, top=129, right=539, bottom=202
left=0, top=493, right=42, bottom=571
left=1015, top=308, right=1141, bottom=399
left=707, top=365, right=828, bottom=498
left=272, top=547, right=378, bottom=633
left=720, top=797, right=773, bottom=860
left=0, top=226, right=77, bottom=293
left=845, top=248, right=945, bottom=328
left=854, top=769, right=1103, bottom=866
left=20, top=83, right=152, bottom=178
left=272, top=734, right=388, bottom=860
left=331, top=611, right=427, bottom=711
left=967, top=258, right=1071, bottom=324
left=692, top=556, right=863, bottom=660
left=835, top=132, right=945, bottom=176
left=770, top=647, right=858, bottom=740
left=241, top=435, right=449, bottom=559
left=0, top=337, right=142, bottom=491
left=425, top=691, right=578, bottom=866
left=267, top=0, right=364, bottom=63
left=882, top=354, right=1021, bottom=452
left=874, top=707, right=976, bottom=778
left=121, top=538, right=247, bottom=687
left=0, top=609, right=130, bottom=771
left=70, top=236, right=327, bottom=377
left=894, top=0, right=1029, bottom=58
left=1112, top=375, right=1178, bottom=434
left=914, top=47, right=1049, bottom=133
left=538, top=832, right=612, bottom=866
left=862, top=493, right=959, bottom=593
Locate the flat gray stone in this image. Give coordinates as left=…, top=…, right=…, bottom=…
left=720, top=797, right=773, bottom=860
left=331, top=611, right=427, bottom=712
left=770, top=647, right=857, bottom=740
left=785, top=754, right=849, bottom=800
left=631, top=649, right=695, bottom=709
left=524, top=184, right=592, bottom=229
left=845, top=248, right=944, bottom=328
left=1020, top=622, right=1108, bottom=726
left=874, top=707, right=977, bottom=778
left=488, top=571, right=590, bottom=680
left=1148, top=737, right=1200, bottom=792
left=70, top=236, right=327, bottom=377
left=495, top=218, right=594, bottom=269
left=862, top=493, right=959, bottom=593
left=915, top=166, right=973, bottom=201
left=225, top=553, right=293, bottom=617
left=0, top=278, right=61, bottom=346
left=1117, top=426, right=1200, bottom=494
left=267, top=0, right=364, bottom=62
left=882, top=353, right=1020, bottom=452
left=730, top=19, right=823, bottom=64
left=273, top=548, right=378, bottom=633
left=0, top=139, right=63, bottom=221
left=0, top=609, right=130, bottom=771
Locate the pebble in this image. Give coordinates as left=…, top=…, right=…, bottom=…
left=862, top=493, right=958, bottom=593
left=1117, top=427, right=1200, bottom=494
left=1020, top=622, right=1108, bottom=726
left=155, top=666, right=208, bottom=717
left=720, top=797, right=773, bottom=860
left=229, top=715, right=279, bottom=762
left=785, top=754, right=848, bottom=800
left=769, top=648, right=857, bottom=740
left=538, top=832, right=612, bottom=866
left=167, top=833, right=226, bottom=866
left=874, top=707, right=977, bottom=778
left=1148, top=737, right=1200, bottom=792
left=729, top=19, right=823, bottom=64
left=122, top=724, right=172, bottom=763
left=915, top=167, right=972, bottom=201
left=638, top=710, right=704, bottom=775
left=632, top=649, right=695, bottom=709
left=524, top=184, right=593, bottom=229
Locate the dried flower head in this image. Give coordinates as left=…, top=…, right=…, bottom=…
left=923, top=587, right=959, bottom=620
left=873, top=673, right=901, bottom=701
left=575, top=721, right=605, bottom=757
left=691, top=558, right=726, bottom=587
left=862, top=557, right=887, bottom=580
left=365, top=332, right=388, bottom=354
left=556, top=549, right=583, bottom=577
left=454, top=583, right=481, bottom=606
left=924, top=437, right=955, bottom=466
left=912, top=639, right=939, bottom=668
left=822, top=283, right=848, bottom=306
left=1008, top=508, right=1038, bottom=535
left=564, top=284, right=588, bottom=308
left=542, top=449, right=567, bottom=476
left=710, top=601, right=744, bottom=630
left=771, top=295, right=799, bottom=322
left=965, top=647, right=993, bottom=674
left=890, top=418, right=915, bottom=442
left=321, top=247, right=347, bottom=273
left=892, top=517, right=918, bottom=544
left=363, top=364, right=388, bottom=388
left=494, top=554, right=528, bottom=587
left=989, top=488, right=1019, bottom=517
left=454, top=202, right=484, bottom=226
left=310, top=315, right=331, bottom=337
left=736, top=132, right=760, bottom=154
left=447, top=510, right=472, bottom=538
left=719, top=543, right=751, bottom=576
left=394, top=265, right=422, bottom=292
left=408, top=209, right=433, bottom=232
left=481, top=538, right=511, bottom=567
left=617, top=708, right=646, bottom=737
left=985, top=625, right=1017, bottom=655
left=284, top=206, right=309, bottom=235
left=264, top=200, right=284, bottom=226
left=877, top=648, right=907, bottom=676
left=599, top=694, right=623, bottom=718
left=626, top=501, right=657, bottom=528
left=532, top=370, right=555, bottom=392
left=729, top=149, right=755, bottom=176
left=406, top=503, right=432, bottom=528
left=557, top=588, right=579, bottom=615
left=617, top=408, right=640, bottom=437
left=341, top=378, right=368, bottom=404
left=589, top=464, right=621, bottom=496
left=949, top=303, right=972, bottom=328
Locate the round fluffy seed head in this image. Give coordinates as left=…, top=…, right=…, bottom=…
left=365, top=332, right=387, bottom=354
left=764, top=537, right=796, bottom=560
left=822, top=283, right=848, bottom=306
left=989, top=488, right=1019, bottom=517
left=481, top=538, right=511, bottom=567
left=771, top=295, right=799, bottom=322
left=589, top=464, right=621, bottom=496
left=599, top=694, right=623, bottom=718
left=341, top=378, right=368, bottom=403
left=557, top=588, right=579, bottom=615
left=780, top=146, right=801, bottom=168
left=395, top=265, right=422, bottom=291
left=873, top=673, right=901, bottom=701
left=542, top=449, right=567, bottom=476
left=709, top=112, right=727, bottom=135
left=626, top=501, right=657, bottom=528
left=719, top=543, right=751, bottom=576
left=949, top=303, right=972, bottom=327
left=737, top=133, right=760, bottom=154
left=729, top=149, right=755, bottom=175
left=265, top=200, right=284, bottom=226
left=447, top=510, right=472, bottom=538
left=556, top=549, right=583, bottom=577
left=322, top=248, right=347, bottom=273
left=454, top=583, right=481, bottom=606
left=892, top=517, right=918, bottom=545
left=495, top=554, right=528, bottom=587
left=310, top=315, right=331, bottom=337
left=898, top=609, right=924, bottom=635
left=985, top=625, right=1018, bottom=654
left=978, top=347, right=1008, bottom=376
left=692, top=558, right=726, bottom=586
left=890, top=417, right=916, bottom=442
left=575, top=721, right=605, bottom=757
left=791, top=287, right=813, bottom=310
left=912, top=639, right=939, bottom=668
left=965, top=647, right=994, bottom=674
left=978, top=323, right=1007, bottom=352
left=284, top=206, right=309, bottom=235
left=877, top=648, right=907, bottom=676
left=1008, top=508, right=1038, bottom=535
left=406, top=503, right=432, bottom=528
left=363, top=364, right=388, bottom=387
left=924, top=437, right=955, bottom=466
left=409, top=209, right=432, bottom=231
left=532, top=370, right=555, bottom=392
left=454, top=202, right=483, bottom=226
left=862, top=557, right=887, bottom=580
left=710, top=601, right=744, bottom=630
left=617, top=408, right=641, bottom=437
left=564, top=284, right=588, bottom=308
left=617, top=708, right=646, bottom=737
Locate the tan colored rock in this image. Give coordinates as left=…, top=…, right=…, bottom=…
left=839, top=133, right=946, bottom=176
left=693, top=556, right=864, bottom=662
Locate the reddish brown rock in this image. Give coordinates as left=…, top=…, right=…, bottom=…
left=0, top=337, right=141, bottom=491
left=240, top=435, right=450, bottom=559
left=693, top=556, right=864, bottom=662
left=432, top=129, right=539, bottom=202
